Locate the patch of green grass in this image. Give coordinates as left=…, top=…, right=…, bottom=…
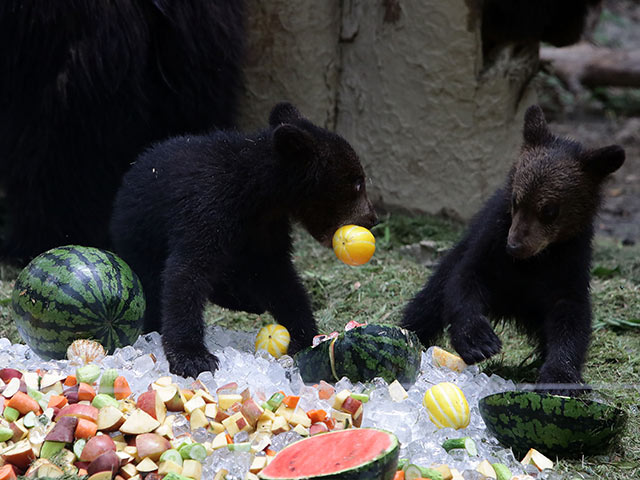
left=0, top=263, right=20, bottom=343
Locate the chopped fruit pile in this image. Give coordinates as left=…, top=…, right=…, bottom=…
left=0, top=366, right=367, bottom=480
left=395, top=445, right=554, bottom=480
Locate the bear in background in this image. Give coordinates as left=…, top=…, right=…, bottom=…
left=482, top=0, right=602, bottom=54
left=110, top=103, right=378, bottom=378
left=401, top=105, right=625, bottom=394
left=0, top=0, right=244, bottom=264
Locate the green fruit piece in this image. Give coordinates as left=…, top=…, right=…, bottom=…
left=178, top=443, right=193, bottom=459
left=27, top=388, right=44, bottom=404
left=41, top=440, right=67, bottom=459
left=73, top=439, right=86, bottom=460
left=350, top=392, right=370, bottom=403
left=91, top=393, right=120, bottom=409
left=3, top=406, right=20, bottom=422
left=492, top=463, right=512, bottom=480
left=227, top=442, right=251, bottom=452
left=163, top=473, right=192, bottom=480
left=266, top=392, right=285, bottom=411
left=98, top=369, right=119, bottom=396
left=0, top=427, right=14, bottom=442
left=159, top=449, right=184, bottom=466
left=442, top=437, right=478, bottom=456
left=397, top=458, right=409, bottom=471
left=22, top=411, right=37, bottom=428
left=185, top=443, right=207, bottom=461
left=76, top=364, right=101, bottom=385
left=404, top=464, right=444, bottom=480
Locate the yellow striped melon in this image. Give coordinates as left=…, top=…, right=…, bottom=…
left=423, top=382, right=470, bottom=429
left=332, top=225, right=376, bottom=266
left=255, top=324, right=290, bottom=358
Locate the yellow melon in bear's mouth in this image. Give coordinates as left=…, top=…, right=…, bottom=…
left=332, top=225, right=376, bottom=266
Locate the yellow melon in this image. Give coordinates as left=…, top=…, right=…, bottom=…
left=332, top=225, right=376, bottom=266
left=255, top=324, right=290, bottom=358
left=423, top=382, right=470, bottom=429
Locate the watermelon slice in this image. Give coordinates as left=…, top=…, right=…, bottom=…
left=259, top=428, right=399, bottom=480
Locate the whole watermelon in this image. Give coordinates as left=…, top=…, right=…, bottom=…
left=11, top=245, right=145, bottom=360
left=295, top=324, right=422, bottom=387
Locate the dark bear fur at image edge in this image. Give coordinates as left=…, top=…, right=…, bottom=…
left=110, top=103, right=378, bottom=378
left=0, top=1, right=244, bottom=263
left=401, top=105, right=625, bottom=395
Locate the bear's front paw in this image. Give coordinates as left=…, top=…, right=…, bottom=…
left=450, top=316, right=501, bottom=364
left=164, top=345, right=219, bottom=378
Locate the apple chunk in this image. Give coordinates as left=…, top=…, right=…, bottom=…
left=1, top=439, right=37, bottom=470
left=136, top=391, right=167, bottom=424
left=120, top=409, right=160, bottom=435
left=135, top=433, right=171, bottom=462
left=56, top=403, right=100, bottom=423
left=240, top=398, right=264, bottom=427
left=81, top=434, right=117, bottom=462
left=88, top=450, right=121, bottom=477
left=97, top=405, right=125, bottom=432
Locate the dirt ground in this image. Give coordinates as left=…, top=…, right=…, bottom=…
left=541, top=0, right=640, bottom=244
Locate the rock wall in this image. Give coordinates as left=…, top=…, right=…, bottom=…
left=238, top=0, right=539, bottom=219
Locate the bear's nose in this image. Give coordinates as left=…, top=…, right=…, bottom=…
left=506, top=241, right=524, bottom=257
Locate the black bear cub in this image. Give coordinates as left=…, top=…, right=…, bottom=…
left=110, top=103, right=378, bottom=378
left=402, top=105, right=625, bottom=394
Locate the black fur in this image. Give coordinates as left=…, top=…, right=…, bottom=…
left=0, top=1, right=244, bottom=263
left=401, top=105, right=625, bottom=395
left=110, top=103, right=378, bottom=378
left=482, top=0, right=601, bottom=52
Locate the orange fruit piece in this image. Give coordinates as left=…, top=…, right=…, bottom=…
left=332, top=225, right=376, bottom=266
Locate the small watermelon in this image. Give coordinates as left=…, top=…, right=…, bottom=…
left=479, top=391, right=627, bottom=457
left=295, top=324, right=422, bottom=386
left=259, top=428, right=399, bottom=480
left=255, top=324, right=290, bottom=358
left=11, top=245, right=145, bottom=360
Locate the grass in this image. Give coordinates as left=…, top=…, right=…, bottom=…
left=1, top=213, right=639, bottom=478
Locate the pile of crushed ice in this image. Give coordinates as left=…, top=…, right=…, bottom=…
left=0, top=327, right=566, bottom=479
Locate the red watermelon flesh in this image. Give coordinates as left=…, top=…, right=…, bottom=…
left=259, top=428, right=399, bottom=480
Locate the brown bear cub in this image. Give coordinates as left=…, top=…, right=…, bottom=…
left=401, top=105, right=625, bottom=394
left=110, top=103, right=378, bottom=378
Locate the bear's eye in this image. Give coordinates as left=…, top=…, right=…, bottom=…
left=354, top=178, right=364, bottom=193
left=540, top=203, right=559, bottom=224
left=511, top=195, right=518, bottom=213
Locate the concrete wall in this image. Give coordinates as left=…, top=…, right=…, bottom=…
left=238, top=0, right=539, bottom=219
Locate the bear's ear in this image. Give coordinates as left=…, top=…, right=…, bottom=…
left=523, top=105, right=551, bottom=146
left=581, top=145, right=625, bottom=178
left=273, top=124, right=315, bottom=161
left=269, top=102, right=303, bottom=127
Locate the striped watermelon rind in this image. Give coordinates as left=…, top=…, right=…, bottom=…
left=295, top=324, right=422, bottom=387
left=479, top=391, right=627, bottom=457
left=11, top=245, right=145, bottom=360
left=258, top=428, right=399, bottom=480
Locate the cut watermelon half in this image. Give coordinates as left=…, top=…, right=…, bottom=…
left=259, top=428, right=399, bottom=480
